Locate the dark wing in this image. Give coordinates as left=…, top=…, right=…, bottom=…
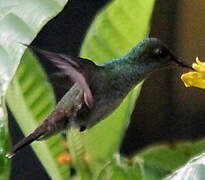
left=49, top=72, right=72, bottom=90
left=49, top=73, right=72, bottom=101
left=24, top=44, right=95, bottom=108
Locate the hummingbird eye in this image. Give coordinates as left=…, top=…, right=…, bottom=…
left=153, top=48, right=168, bottom=59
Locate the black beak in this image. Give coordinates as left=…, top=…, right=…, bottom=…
left=172, top=56, right=194, bottom=70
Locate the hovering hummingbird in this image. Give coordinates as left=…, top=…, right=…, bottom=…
left=6, top=38, right=192, bottom=158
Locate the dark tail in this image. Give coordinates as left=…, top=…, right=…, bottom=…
left=6, top=126, right=46, bottom=158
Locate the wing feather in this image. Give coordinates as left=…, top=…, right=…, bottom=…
left=24, top=45, right=94, bottom=107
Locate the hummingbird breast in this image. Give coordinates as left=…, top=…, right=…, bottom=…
left=75, top=88, right=124, bottom=129
left=74, top=68, right=132, bottom=129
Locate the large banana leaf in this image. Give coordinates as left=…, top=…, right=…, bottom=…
left=0, top=0, right=68, bottom=96
left=68, top=0, right=155, bottom=175
left=0, top=0, right=68, bottom=179
left=0, top=0, right=67, bottom=178
left=6, top=51, right=69, bottom=179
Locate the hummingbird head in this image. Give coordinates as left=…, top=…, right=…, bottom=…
left=129, top=38, right=192, bottom=72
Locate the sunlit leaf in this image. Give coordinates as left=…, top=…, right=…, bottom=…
left=0, top=0, right=68, bottom=98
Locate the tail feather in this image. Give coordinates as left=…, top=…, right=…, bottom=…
left=6, top=127, right=46, bottom=158
left=6, top=83, right=84, bottom=158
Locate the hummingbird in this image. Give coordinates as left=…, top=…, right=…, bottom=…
left=6, top=38, right=192, bottom=158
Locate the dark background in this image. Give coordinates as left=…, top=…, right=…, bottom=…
left=9, top=0, right=205, bottom=179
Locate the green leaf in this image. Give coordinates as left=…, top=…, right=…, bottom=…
left=131, top=139, right=205, bottom=179
left=136, top=144, right=188, bottom=180
left=68, top=129, right=92, bottom=180
left=110, top=166, right=128, bottom=180
left=80, top=0, right=155, bottom=168
left=6, top=51, right=69, bottom=180
left=97, top=159, right=144, bottom=180
left=164, top=139, right=205, bottom=180
left=165, top=152, right=205, bottom=180
left=0, top=0, right=68, bottom=98
left=138, top=143, right=192, bottom=172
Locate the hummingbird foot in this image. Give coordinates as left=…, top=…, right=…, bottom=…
left=79, top=126, right=86, bottom=132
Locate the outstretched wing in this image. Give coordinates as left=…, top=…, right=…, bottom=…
left=23, top=44, right=95, bottom=108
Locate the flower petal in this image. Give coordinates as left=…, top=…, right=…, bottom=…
left=181, top=72, right=205, bottom=89
left=181, top=57, right=205, bottom=89
left=192, top=57, right=205, bottom=72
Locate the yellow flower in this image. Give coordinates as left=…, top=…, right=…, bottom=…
left=181, top=57, right=205, bottom=89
